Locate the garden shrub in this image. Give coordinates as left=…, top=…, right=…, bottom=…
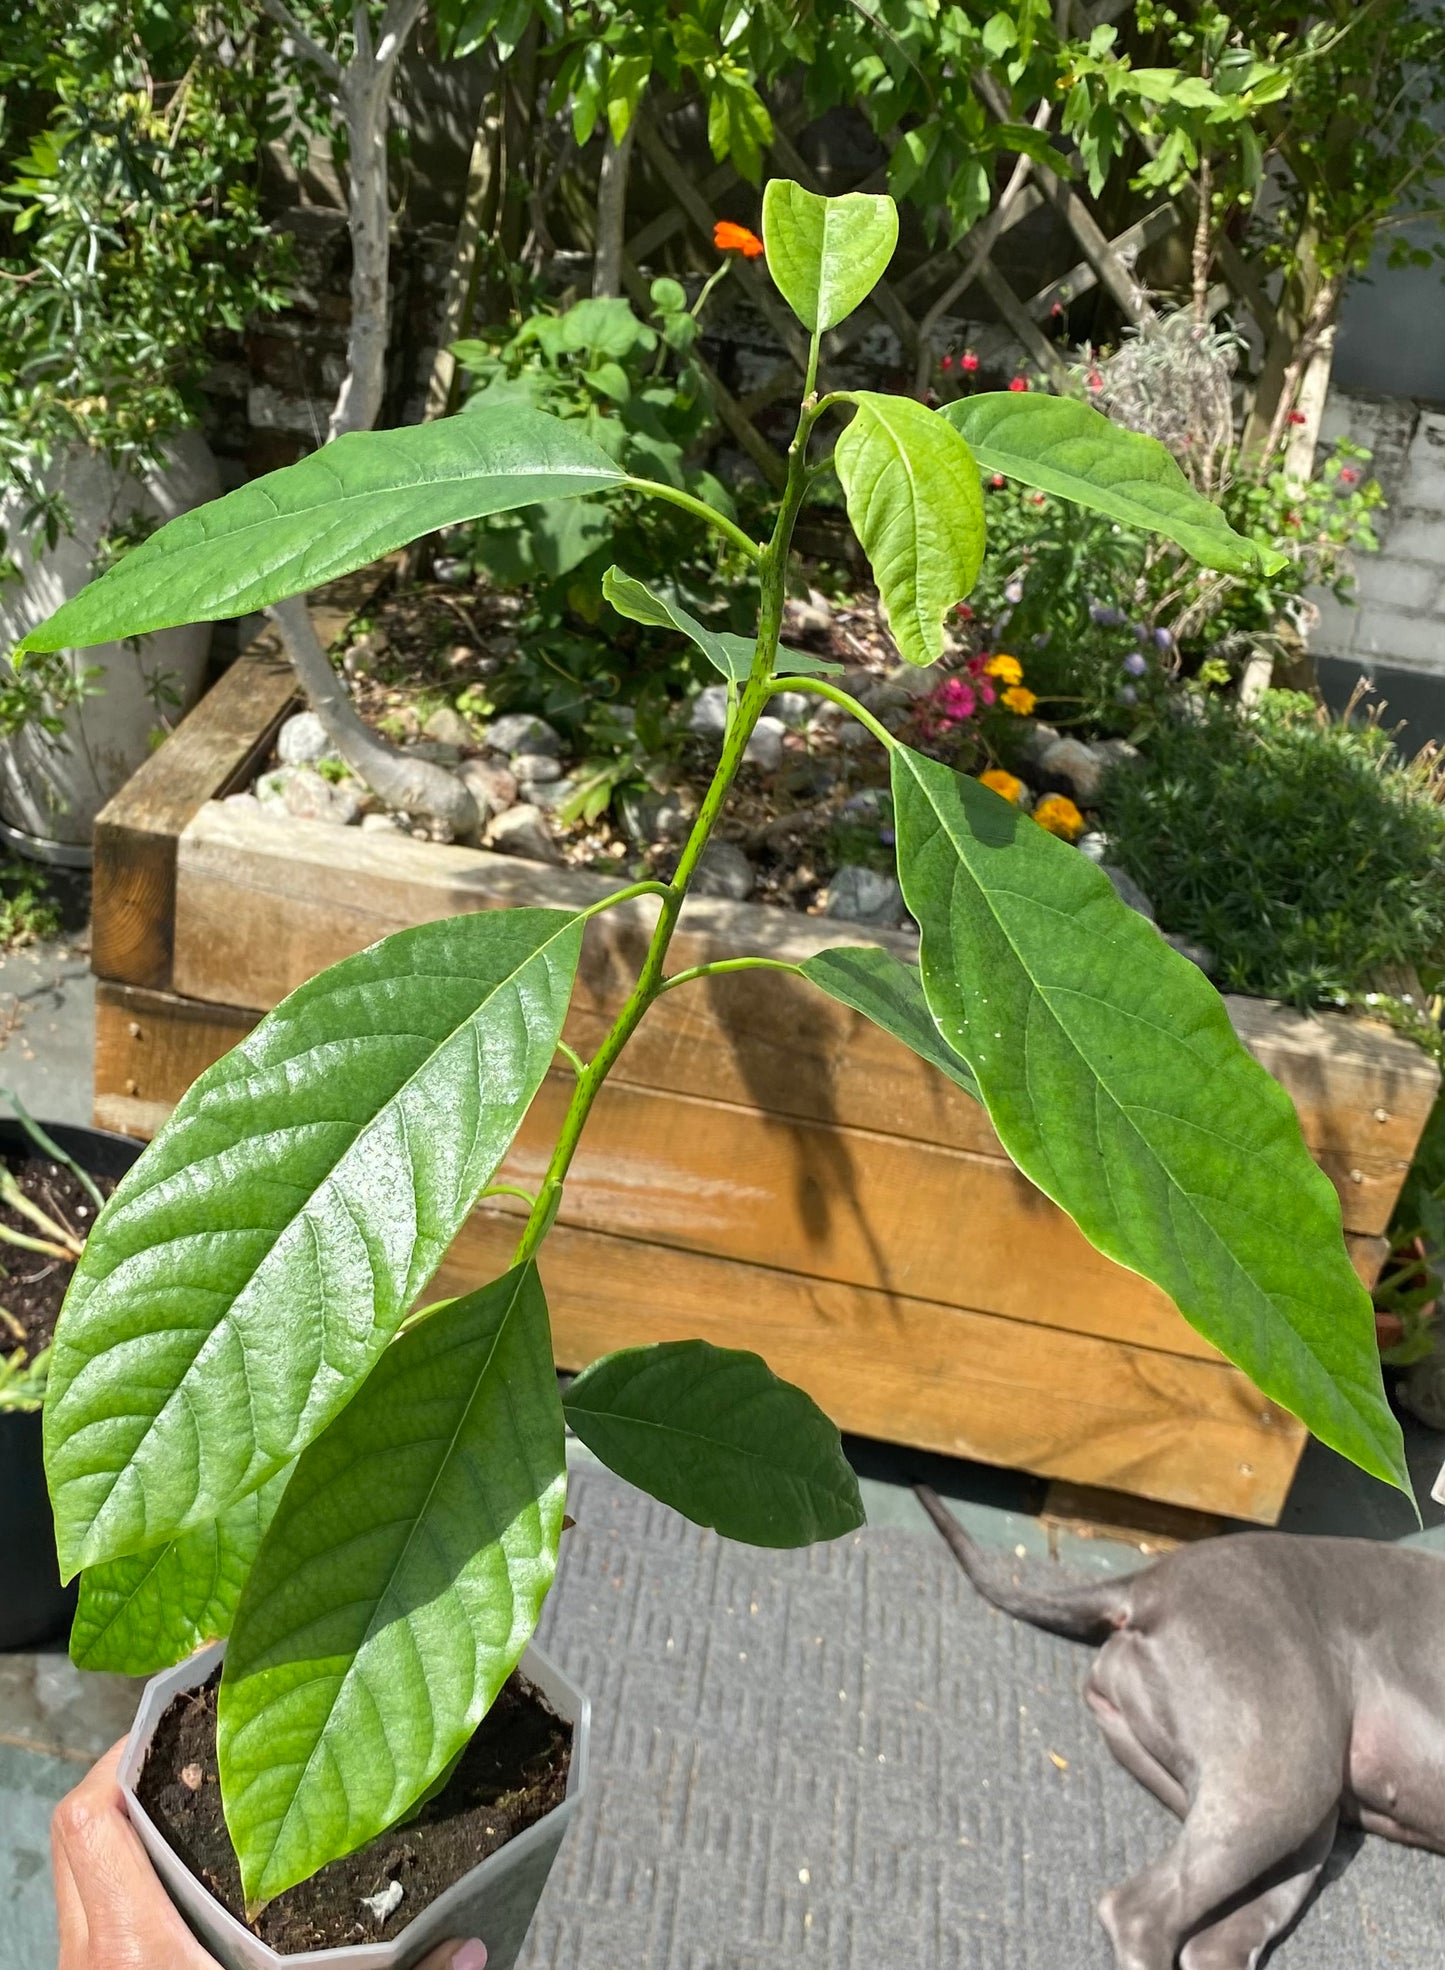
left=1100, top=691, right=1445, bottom=1010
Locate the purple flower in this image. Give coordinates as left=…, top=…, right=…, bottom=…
left=1123, top=651, right=1148, bottom=676
left=1153, top=625, right=1173, bottom=652
left=879, top=827, right=896, bottom=846
left=1004, top=579, right=1024, bottom=605
left=1089, top=602, right=1127, bottom=627
left=1116, top=683, right=1139, bottom=706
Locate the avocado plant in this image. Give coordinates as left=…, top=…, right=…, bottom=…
left=24, top=181, right=1405, bottom=1917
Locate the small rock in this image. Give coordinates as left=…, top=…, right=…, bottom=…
left=842, top=788, right=891, bottom=823
left=457, top=757, right=518, bottom=819
left=784, top=587, right=833, bottom=640
left=222, top=791, right=263, bottom=817
left=414, top=816, right=456, bottom=844
left=1077, top=831, right=1110, bottom=864
left=880, top=662, right=938, bottom=702
left=434, top=556, right=470, bottom=585
left=283, top=767, right=359, bottom=825
left=1037, top=735, right=1104, bottom=804
left=361, top=1881, right=404, bottom=1924
left=837, top=719, right=881, bottom=752
left=1019, top=721, right=1062, bottom=767
left=422, top=706, right=477, bottom=750
left=360, top=811, right=405, bottom=833
left=404, top=738, right=463, bottom=766
left=514, top=752, right=563, bottom=786
left=744, top=717, right=786, bottom=772
left=771, top=690, right=812, bottom=727
left=530, top=778, right=579, bottom=814
left=487, top=802, right=562, bottom=864
left=692, top=841, right=756, bottom=901
left=619, top=788, right=693, bottom=846
left=689, top=684, right=731, bottom=740
left=276, top=711, right=333, bottom=766
left=824, top=865, right=906, bottom=928
left=328, top=784, right=363, bottom=826
left=1101, top=863, right=1156, bottom=922
left=1163, top=931, right=1217, bottom=975
left=253, top=767, right=291, bottom=806
left=180, top=1764, right=204, bottom=1793
left=1094, top=737, right=1140, bottom=772
left=483, top=712, right=561, bottom=757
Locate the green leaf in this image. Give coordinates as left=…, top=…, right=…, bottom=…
left=44, top=909, right=582, bottom=1581
left=834, top=394, right=985, bottom=666
left=761, top=180, right=899, bottom=334
left=602, top=566, right=841, bottom=679
left=220, top=1266, right=565, bottom=1910
left=799, top=946, right=981, bottom=1102
left=69, top=1468, right=290, bottom=1676
left=20, top=409, right=626, bottom=654
left=942, top=394, right=1286, bottom=577
left=890, top=749, right=1408, bottom=1494
left=982, top=10, right=1017, bottom=57
left=563, top=1340, right=864, bottom=1546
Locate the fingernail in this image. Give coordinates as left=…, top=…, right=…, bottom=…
left=452, top=1943, right=487, bottom=1970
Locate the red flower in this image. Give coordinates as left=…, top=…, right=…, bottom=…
left=713, top=220, right=764, bottom=258
left=1008, top=376, right=1029, bottom=392
left=1284, top=510, right=1300, bottom=529
left=1339, top=466, right=1358, bottom=485
left=941, top=353, right=954, bottom=372
left=1050, top=301, right=1064, bottom=319
left=956, top=602, right=974, bottom=619
left=961, top=350, right=980, bottom=373
left=1287, top=409, right=1307, bottom=426
left=989, top=473, right=1006, bottom=489
left=1030, top=491, right=1046, bottom=506
left=1087, top=368, right=1104, bottom=392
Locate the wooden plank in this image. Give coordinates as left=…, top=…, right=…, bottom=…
left=94, top=981, right=257, bottom=1134
left=172, top=802, right=1439, bottom=1235
left=437, top=1212, right=1307, bottom=1525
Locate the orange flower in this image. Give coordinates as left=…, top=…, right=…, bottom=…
left=979, top=768, right=1023, bottom=804
left=985, top=653, right=1023, bottom=686
left=1001, top=685, right=1037, bottom=715
left=714, top=220, right=764, bottom=258
left=1034, top=793, right=1085, bottom=841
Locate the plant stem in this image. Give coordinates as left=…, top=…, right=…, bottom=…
left=617, top=479, right=764, bottom=563
left=765, top=674, right=897, bottom=751
left=657, top=956, right=804, bottom=995
left=511, top=389, right=825, bottom=1268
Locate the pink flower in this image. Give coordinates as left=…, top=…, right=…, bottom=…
left=1288, top=410, right=1307, bottom=426
left=1008, top=376, right=1029, bottom=392
left=989, top=473, right=1006, bottom=489
left=961, top=351, right=980, bottom=373
left=1339, top=466, right=1358, bottom=485
left=1087, top=368, right=1104, bottom=392
left=941, top=353, right=954, bottom=372
left=956, top=602, right=974, bottom=620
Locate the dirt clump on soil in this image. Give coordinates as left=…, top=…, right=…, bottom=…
left=137, top=1667, right=573, bottom=1954
left=0, top=1156, right=114, bottom=1361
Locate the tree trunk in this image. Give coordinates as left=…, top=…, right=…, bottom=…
left=329, top=65, right=392, bottom=438
left=268, top=596, right=480, bottom=840
left=592, top=117, right=637, bottom=299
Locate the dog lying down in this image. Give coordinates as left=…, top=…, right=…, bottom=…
left=918, top=1491, right=1445, bottom=1970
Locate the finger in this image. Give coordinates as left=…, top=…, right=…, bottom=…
left=415, top=1942, right=487, bottom=1970
left=50, top=1833, right=90, bottom=1969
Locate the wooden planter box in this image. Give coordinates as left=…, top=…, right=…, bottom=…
left=91, top=640, right=1441, bottom=1526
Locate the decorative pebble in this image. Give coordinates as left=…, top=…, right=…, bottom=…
left=1036, top=735, right=1105, bottom=803
left=1162, top=930, right=1217, bottom=975
left=457, top=758, right=518, bottom=819
left=180, top=1764, right=204, bottom=1793
left=770, top=690, right=812, bottom=727
left=688, top=685, right=730, bottom=740
left=691, top=840, right=756, bottom=901
left=1101, top=863, right=1155, bottom=921
left=784, top=588, right=832, bottom=639
left=483, top=712, right=562, bottom=757
left=276, top=711, right=333, bottom=766
left=422, top=706, right=476, bottom=750
left=744, top=716, right=786, bottom=772
left=530, top=778, right=579, bottom=813
left=487, top=802, right=562, bottom=864
left=360, top=812, right=405, bottom=833
left=823, top=865, right=907, bottom=928
left=514, top=752, right=563, bottom=786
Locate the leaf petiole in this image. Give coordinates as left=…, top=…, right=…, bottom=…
left=765, top=674, right=897, bottom=751
left=658, top=956, right=804, bottom=995
left=615, top=477, right=764, bottom=562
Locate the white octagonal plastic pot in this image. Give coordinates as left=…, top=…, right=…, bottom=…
left=118, top=1640, right=590, bottom=1970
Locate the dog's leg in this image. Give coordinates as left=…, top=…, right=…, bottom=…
left=1097, top=1786, right=1341, bottom=1970
left=1178, top=1806, right=1338, bottom=1970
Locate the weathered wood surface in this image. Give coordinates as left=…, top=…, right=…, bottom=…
left=171, top=800, right=1440, bottom=1239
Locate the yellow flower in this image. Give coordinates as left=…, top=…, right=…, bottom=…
left=1034, top=793, right=1085, bottom=841
left=985, top=653, right=1023, bottom=686
left=1001, top=685, right=1037, bottom=715
left=979, top=768, right=1024, bottom=804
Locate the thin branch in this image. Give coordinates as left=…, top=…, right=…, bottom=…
left=659, top=956, right=805, bottom=995
left=259, top=0, right=341, bottom=84
left=376, top=0, right=427, bottom=69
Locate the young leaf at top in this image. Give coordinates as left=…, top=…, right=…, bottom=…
left=69, top=1468, right=291, bottom=1677
left=220, top=1266, right=565, bottom=1911
left=20, top=408, right=626, bottom=655
left=799, top=946, right=980, bottom=1102
left=834, top=395, right=985, bottom=666
left=44, top=909, right=583, bottom=1582
left=563, top=1340, right=864, bottom=1546
left=602, top=566, right=842, bottom=680
left=761, top=180, right=900, bottom=335
left=890, top=750, right=1408, bottom=1494
left=942, top=393, right=1286, bottom=577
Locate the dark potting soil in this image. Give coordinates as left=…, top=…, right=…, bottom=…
left=0, top=1155, right=114, bottom=1360
left=137, top=1667, right=573, bottom=1953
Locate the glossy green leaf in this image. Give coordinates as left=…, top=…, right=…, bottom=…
left=799, top=946, right=981, bottom=1102
left=834, top=394, right=985, bottom=666
left=890, top=748, right=1407, bottom=1493
left=563, top=1339, right=865, bottom=1546
left=602, top=566, right=842, bottom=679
left=69, top=1468, right=291, bottom=1676
left=45, top=909, right=582, bottom=1581
left=20, top=409, right=626, bottom=654
left=220, top=1266, right=565, bottom=1910
left=942, top=393, right=1285, bottom=577
left=761, top=180, right=899, bottom=334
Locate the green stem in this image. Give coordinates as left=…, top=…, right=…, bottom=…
left=554, top=1040, right=587, bottom=1076
left=577, top=878, right=670, bottom=922
left=659, top=955, right=804, bottom=995
left=616, top=478, right=764, bottom=563
left=481, top=1184, right=539, bottom=1210
left=511, top=390, right=827, bottom=1269
left=765, top=674, right=897, bottom=751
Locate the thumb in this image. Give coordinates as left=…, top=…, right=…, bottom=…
left=416, top=1944, right=486, bottom=1970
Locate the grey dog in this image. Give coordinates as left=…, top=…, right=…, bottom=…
left=918, top=1491, right=1445, bottom=1969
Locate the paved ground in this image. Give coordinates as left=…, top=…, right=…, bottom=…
left=4, top=938, right=1445, bottom=1969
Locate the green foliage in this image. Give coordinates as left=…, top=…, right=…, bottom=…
left=35, top=182, right=1409, bottom=1910
left=760, top=180, right=898, bottom=334
left=0, top=848, right=61, bottom=950
left=563, top=1339, right=865, bottom=1545
left=0, top=0, right=293, bottom=547
left=1209, top=444, right=1383, bottom=648
left=1100, top=692, right=1445, bottom=1013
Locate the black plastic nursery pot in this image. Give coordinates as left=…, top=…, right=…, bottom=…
left=0, top=1119, right=142, bottom=1650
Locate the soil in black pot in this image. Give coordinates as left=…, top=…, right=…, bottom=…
left=138, top=1667, right=573, bottom=1954
left=0, top=1154, right=115, bottom=1363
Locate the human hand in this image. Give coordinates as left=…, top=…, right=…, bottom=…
left=53, top=1742, right=486, bottom=1969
